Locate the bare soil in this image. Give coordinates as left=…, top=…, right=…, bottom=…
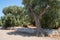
left=0, top=27, right=60, bottom=40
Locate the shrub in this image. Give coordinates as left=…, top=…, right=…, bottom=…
left=2, top=14, right=15, bottom=29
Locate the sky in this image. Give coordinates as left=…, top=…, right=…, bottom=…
left=0, top=0, right=23, bottom=18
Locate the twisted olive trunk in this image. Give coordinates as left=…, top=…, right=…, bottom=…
left=27, top=5, right=50, bottom=36
left=29, top=7, right=44, bottom=36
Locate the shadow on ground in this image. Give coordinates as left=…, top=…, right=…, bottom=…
left=0, top=27, right=36, bottom=37
left=7, top=31, right=36, bottom=37
left=7, top=27, right=38, bottom=37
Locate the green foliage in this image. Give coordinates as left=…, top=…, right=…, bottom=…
left=23, top=0, right=60, bottom=29
left=2, top=6, right=32, bottom=29
left=2, top=14, right=16, bottom=29
left=41, top=1, right=60, bottom=29
left=2, top=6, right=21, bottom=28
left=3, top=6, right=23, bottom=15
left=0, top=19, right=2, bottom=26
left=1, top=0, right=60, bottom=29
left=20, top=15, right=31, bottom=26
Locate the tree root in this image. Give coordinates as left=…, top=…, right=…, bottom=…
left=36, top=29, right=48, bottom=37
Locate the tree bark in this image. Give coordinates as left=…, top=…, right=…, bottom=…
left=28, top=7, right=44, bottom=36
left=28, top=5, right=50, bottom=36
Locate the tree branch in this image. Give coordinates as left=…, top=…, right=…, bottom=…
left=39, top=5, right=50, bottom=19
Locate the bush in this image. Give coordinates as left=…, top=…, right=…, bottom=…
left=0, top=20, right=2, bottom=26
left=2, top=14, right=15, bottom=29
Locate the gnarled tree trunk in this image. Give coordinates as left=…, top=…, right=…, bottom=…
left=34, top=16, right=45, bottom=36
left=28, top=5, right=50, bottom=36
left=29, top=8, right=44, bottom=36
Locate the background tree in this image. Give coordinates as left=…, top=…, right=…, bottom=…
left=2, top=6, right=31, bottom=29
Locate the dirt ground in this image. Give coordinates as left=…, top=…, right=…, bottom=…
left=0, top=29, right=59, bottom=40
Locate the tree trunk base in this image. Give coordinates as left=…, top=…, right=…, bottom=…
left=36, top=28, right=48, bottom=37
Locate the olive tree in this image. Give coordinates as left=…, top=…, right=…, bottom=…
left=22, top=0, right=58, bottom=36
